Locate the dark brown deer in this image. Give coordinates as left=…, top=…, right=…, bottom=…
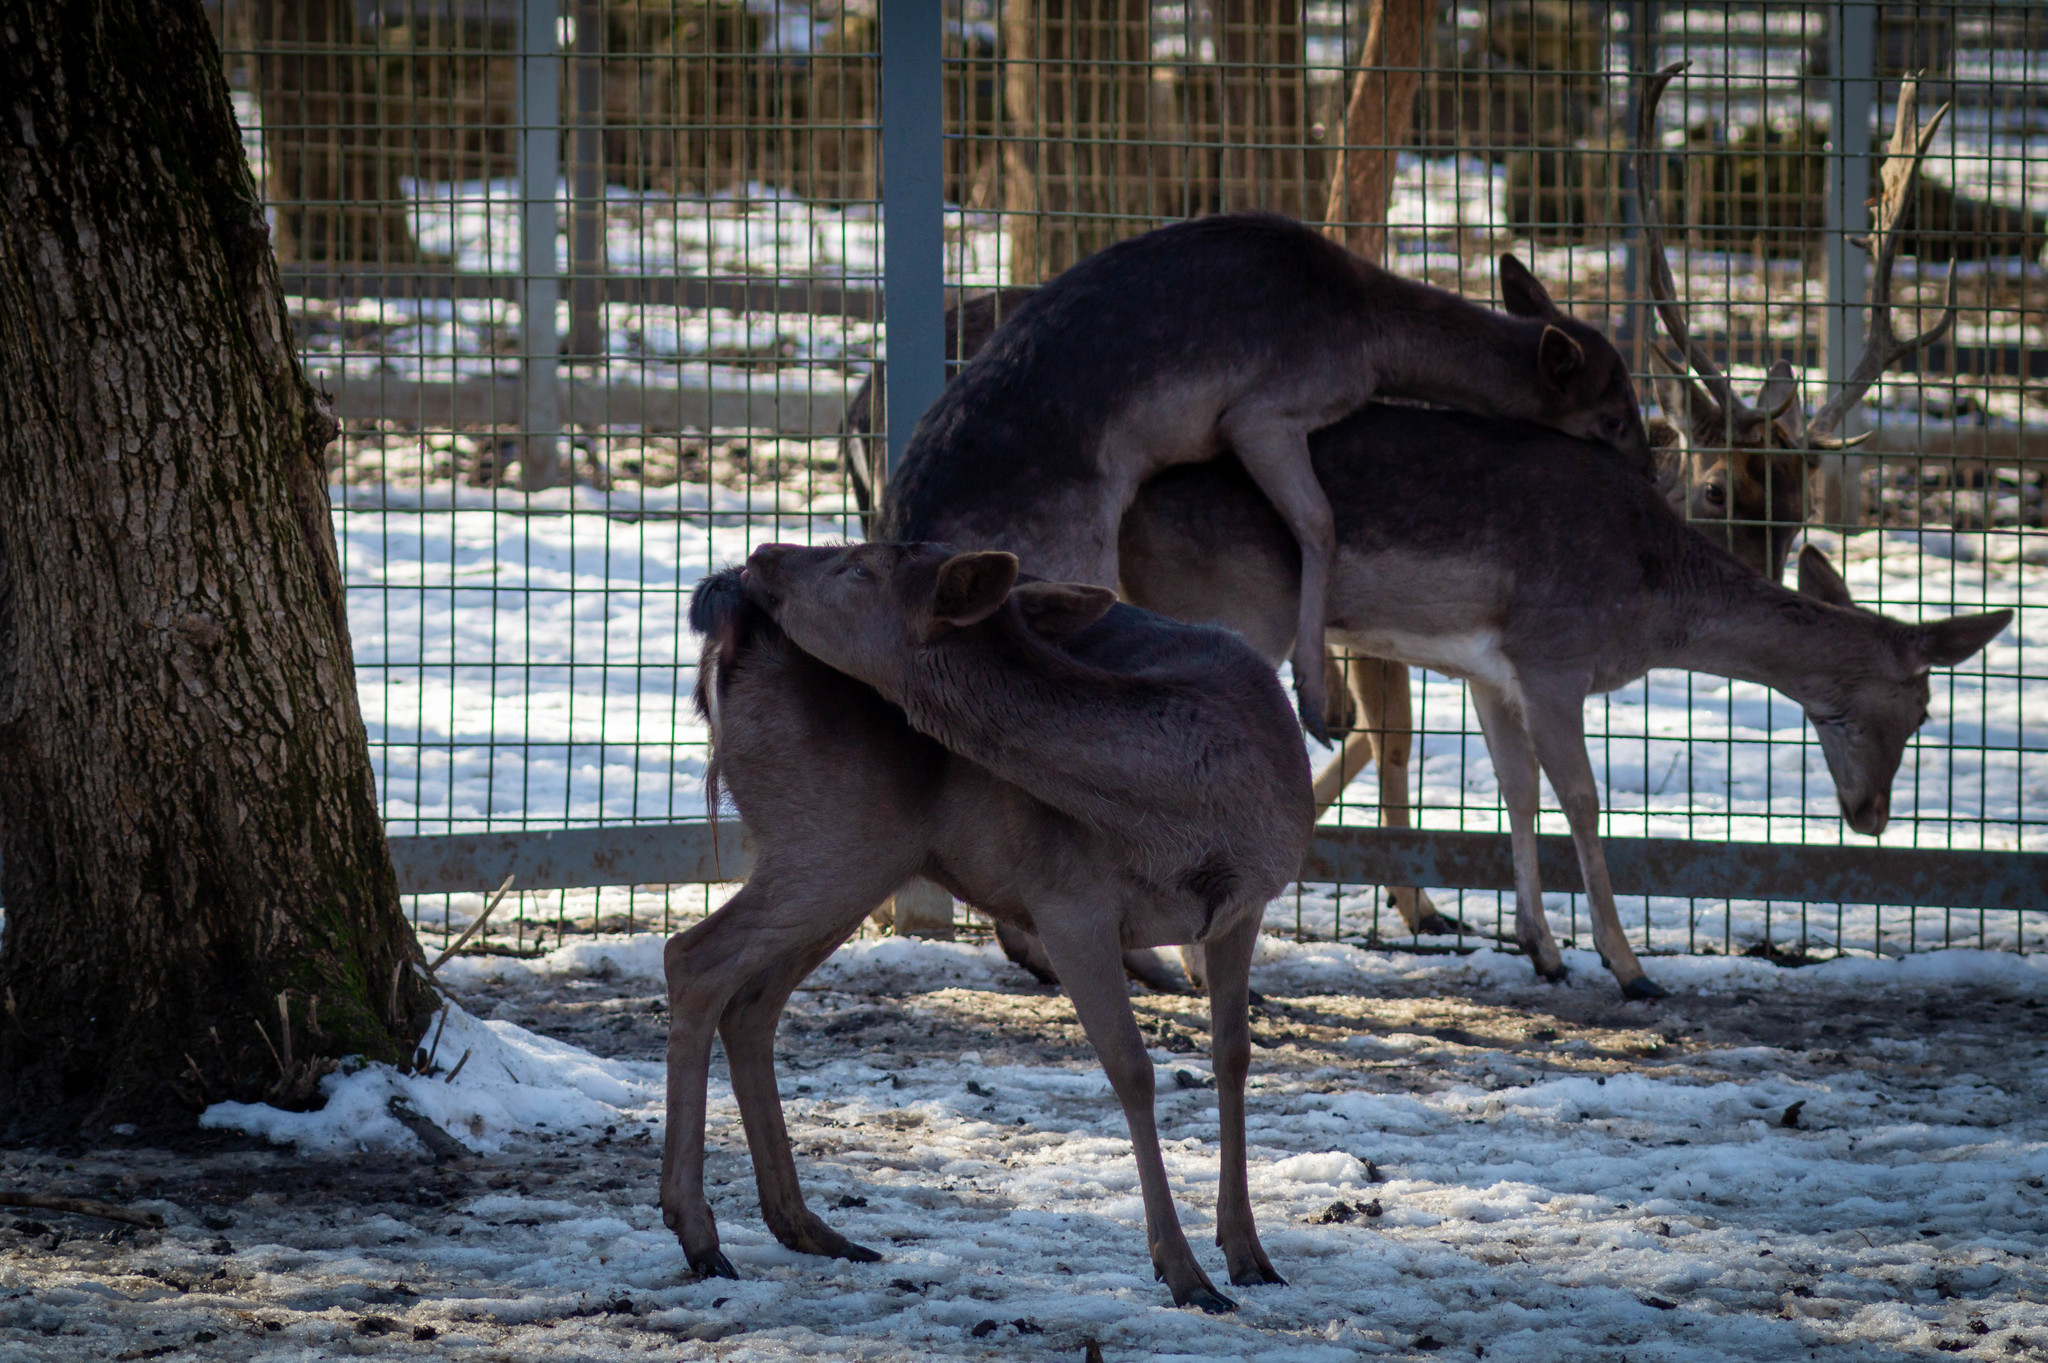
left=1635, top=63, right=1958, bottom=582
left=1117, top=405, right=2010, bottom=999
left=876, top=212, right=1652, bottom=740
left=665, top=544, right=1311, bottom=1311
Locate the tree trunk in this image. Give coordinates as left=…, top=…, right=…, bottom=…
left=1322, top=0, right=1428, bottom=259
left=1215, top=0, right=1308, bottom=220
left=1001, top=0, right=1157, bottom=283
left=0, top=0, right=438, bottom=1142
left=253, top=0, right=424, bottom=265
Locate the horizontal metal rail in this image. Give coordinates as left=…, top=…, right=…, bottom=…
left=389, top=821, right=2048, bottom=915
left=281, top=266, right=882, bottom=322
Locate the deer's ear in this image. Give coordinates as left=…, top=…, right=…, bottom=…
left=931, top=551, right=1019, bottom=629
left=1796, top=546, right=1855, bottom=608
left=1537, top=325, right=1585, bottom=390
left=1498, top=254, right=1562, bottom=318
left=1905, top=609, right=2012, bottom=673
left=1011, top=581, right=1117, bottom=636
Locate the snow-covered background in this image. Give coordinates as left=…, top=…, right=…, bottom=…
left=8, top=939, right=2048, bottom=1360
left=334, top=481, right=2043, bottom=958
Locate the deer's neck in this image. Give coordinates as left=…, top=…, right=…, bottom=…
left=1365, top=278, right=1547, bottom=418
left=1662, top=571, right=1876, bottom=711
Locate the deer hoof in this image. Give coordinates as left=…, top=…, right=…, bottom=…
left=1534, top=961, right=1570, bottom=984
left=1295, top=691, right=1332, bottom=746
left=1413, top=911, right=1471, bottom=936
left=778, top=1212, right=883, bottom=1263
left=1621, top=976, right=1669, bottom=1001
left=1178, top=1284, right=1239, bottom=1314
left=1227, top=1257, right=1287, bottom=1288
left=688, top=1248, right=739, bottom=1280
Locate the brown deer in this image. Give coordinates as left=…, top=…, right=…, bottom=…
left=875, top=212, right=1652, bottom=741
left=1117, top=402, right=2010, bottom=999
left=1635, top=62, right=1958, bottom=582
left=1147, top=67, right=1965, bottom=948
left=666, top=544, right=1311, bottom=1311
left=842, top=261, right=1619, bottom=943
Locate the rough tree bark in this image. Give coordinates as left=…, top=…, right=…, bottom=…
left=0, top=0, right=438, bottom=1141
left=1322, top=0, right=1428, bottom=260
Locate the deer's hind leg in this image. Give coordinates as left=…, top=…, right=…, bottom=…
left=661, top=862, right=903, bottom=1277
left=1330, top=653, right=1458, bottom=936
left=1203, top=911, right=1283, bottom=1288
left=1034, top=905, right=1236, bottom=1313
left=1221, top=417, right=1337, bottom=743
left=1520, top=688, right=1664, bottom=1000
left=1469, top=680, right=1567, bottom=982
left=719, top=913, right=886, bottom=1263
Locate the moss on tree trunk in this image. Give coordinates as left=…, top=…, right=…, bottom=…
left=0, top=0, right=438, bottom=1142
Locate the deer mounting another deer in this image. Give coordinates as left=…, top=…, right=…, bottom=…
left=1635, top=62, right=1958, bottom=582
left=876, top=211, right=1652, bottom=742
left=667, top=544, right=1311, bottom=1311
left=1118, top=404, right=2010, bottom=999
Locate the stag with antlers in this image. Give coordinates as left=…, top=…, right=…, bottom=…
left=1636, top=61, right=1958, bottom=581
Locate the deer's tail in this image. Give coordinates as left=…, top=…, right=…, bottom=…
left=689, top=567, right=752, bottom=876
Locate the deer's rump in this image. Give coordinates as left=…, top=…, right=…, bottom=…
left=877, top=214, right=1375, bottom=551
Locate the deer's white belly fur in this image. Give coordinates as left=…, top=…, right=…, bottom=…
left=1337, top=626, right=1524, bottom=709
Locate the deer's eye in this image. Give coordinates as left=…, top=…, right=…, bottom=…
left=841, top=561, right=871, bottom=580
left=1702, top=483, right=1727, bottom=508
left=1603, top=415, right=1624, bottom=435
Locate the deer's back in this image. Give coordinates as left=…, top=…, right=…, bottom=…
left=1125, top=405, right=1734, bottom=670
left=879, top=214, right=1377, bottom=552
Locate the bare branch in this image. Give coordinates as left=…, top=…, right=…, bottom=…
left=427, top=874, right=518, bottom=976
left=0, top=1191, right=165, bottom=1230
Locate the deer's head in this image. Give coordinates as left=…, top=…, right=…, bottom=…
left=1635, top=62, right=1957, bottom=581
left=743, top=542, right=1115, bottom=701
left=1793, top=547, right=2011, bottom=836
left=1498, top=254, right=1655, bottom=476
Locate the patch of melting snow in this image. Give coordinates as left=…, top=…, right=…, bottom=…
left=5, top=935, right=2043, bottom=1359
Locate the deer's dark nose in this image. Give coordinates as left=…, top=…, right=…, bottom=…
left=1843, top=790, right=1890, bottom=837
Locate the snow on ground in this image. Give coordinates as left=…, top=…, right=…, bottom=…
left=7, top=939, right=2048, bottom=1360
left=336, top=490, right=2046, bottom=955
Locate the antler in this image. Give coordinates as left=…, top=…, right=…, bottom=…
left=1805, top=74, right=1960, bottom=443
left=1634, top=61, right=1756, bottom=433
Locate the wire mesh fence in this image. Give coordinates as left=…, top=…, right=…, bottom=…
left=209, top=0, right=2044, bottom=965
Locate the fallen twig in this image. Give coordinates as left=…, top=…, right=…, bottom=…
left=386, top=1096, right=470, bottom=1163
left=0, top=1192, right=164, bottom=1229
left=428, top=875, right=517, bottom=976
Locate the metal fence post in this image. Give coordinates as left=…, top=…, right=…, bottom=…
left=880, top=0, right=952, bottom=935
left=569, top=0, right=607, bottom=362
left=880, top=0, right=945, bottom=480
left=519, top=0, right=563, bottom=492
left=1821, top=0, right=1876, bottom=525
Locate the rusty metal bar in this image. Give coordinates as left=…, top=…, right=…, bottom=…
left=389, top=822, right=2047, bottom=915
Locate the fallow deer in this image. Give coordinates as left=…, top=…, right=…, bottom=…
left=1118, top=402, right=2009, bottom=999
left=876, top=212, right=1653, bottom=740
left=666, top=544, right=1311, bottom=1310
left=1635, top=62, right=1958, bottom=582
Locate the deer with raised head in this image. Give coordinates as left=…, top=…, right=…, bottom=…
left=1635, top=62, right=1958, bottom=582
left=665, top=543, right=1311, bottom=1311
left=876, top=212, right=1653, bottom=740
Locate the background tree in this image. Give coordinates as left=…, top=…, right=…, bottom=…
left=0, top=0, right=438, bottom=1142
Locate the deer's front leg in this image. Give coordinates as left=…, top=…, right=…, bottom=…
left=1202, top=911, right=1283, bottom=1287
left=1469, top=681, right=1566, bottom=982
left=1521, top=689, right=1666, bottom=1000
left=1224, top=419, right=1337, bottom=744
left=1034, top=908, right=1235, bottom=1313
